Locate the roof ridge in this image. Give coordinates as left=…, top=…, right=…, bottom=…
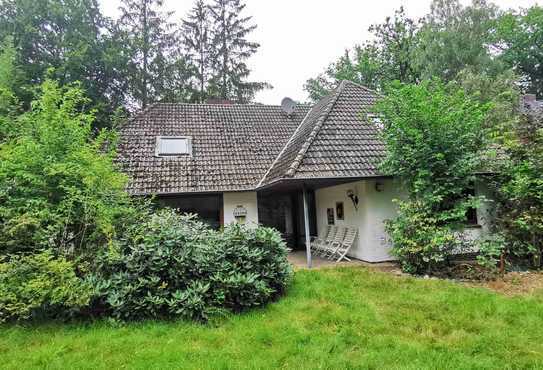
left=149, top=102, right=312, bottom=108
left=118, top=103, right=159, bottom=130
left=284, top=81, right=346, bottom=178
left=340, top=79, right=384, bottom=98
left=256, top=103, right=315, bottom=188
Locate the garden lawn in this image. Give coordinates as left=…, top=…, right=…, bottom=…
left=1, top=267, right=543, bottom=369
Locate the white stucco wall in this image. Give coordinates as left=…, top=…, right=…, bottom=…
left=223, top=191, right=259, bottom=228
left=315, top=179, right=403, bottom=262
left=315, top=179, right=496, bottom=262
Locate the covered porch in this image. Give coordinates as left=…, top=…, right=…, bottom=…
left=155, top=176, right=400, bottom=267
left=257, top=176, right=399, bottom=268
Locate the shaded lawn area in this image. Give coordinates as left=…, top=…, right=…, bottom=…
left=1, top=267, right=543, bottom=369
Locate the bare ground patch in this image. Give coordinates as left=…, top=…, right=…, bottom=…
left=465, top=271, right=543, bottom=296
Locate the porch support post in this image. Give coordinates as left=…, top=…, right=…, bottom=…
left=302, top=184, right=312, bottom=269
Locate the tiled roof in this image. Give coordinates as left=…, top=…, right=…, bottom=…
left=260, top=80, right=385, bottom=186
left=116, top=81, right=386, bottom=195
left=116, top=103, right=310, bottom=194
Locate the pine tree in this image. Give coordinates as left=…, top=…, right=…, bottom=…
left=117, top=0, right=180, bottom=109
left=207, top=0, right=269, bottom=103
left=181, top=0, right=211, bottom=102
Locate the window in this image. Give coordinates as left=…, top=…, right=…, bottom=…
left=367, top=113, right=383, bottom=130
left=155, top=136, right=191, bottom=157
left=464, top=186, right=478, bottom=225
left=439, top=185, right=479, bottom=226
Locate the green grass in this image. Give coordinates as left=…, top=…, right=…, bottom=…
left=1, top=267, right=543, bottom=369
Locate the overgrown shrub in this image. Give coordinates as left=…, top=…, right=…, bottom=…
left=0, top=250, right=92, bottom=322
left=376, top=80, right=489, bottom=274
left=476, top=234, right=506, bottom=273
left=89, top=210, right=292, bottom=321
left=489, top=105, right=543, bottom=268
left=385, top=200, right=465, bottom=274
left=0, top=80, right=137, bottom=257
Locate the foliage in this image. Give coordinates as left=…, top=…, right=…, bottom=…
left=385, top=200, right=465, bottom=274
left=416, top=0, right=503, bottom=81
left=0, top=80, right=134, bottom=256
left=304, top=46, right=382, bottom=102
left=182, top=0, right=212, bottom=103
left=496, top=5, right=543, bottom=98
left=0, top=0, right=129, bottom=129
left=376, top=80, right=489, bottom=273
left=0, top=250, right=92, bottom=322
left=207, top=0, right=270, bottom=103
left=476, top=234, right=506, bottom=272
left=117, top=0, right=194, bottom=109
left=89, top=210, right=292, bottom=321
left=305, top=7, right=419, bottom=101
left=2, top=267, right=543, bottom=368
left=369, top=6, right=420, bottom=85
left=456, top=68, right=520, bottom=133
left=489, top=105, right=543, bottom=267
left=377, top=80, right=489, bottom=203
left=0, top=36, right=22, bottom=142
left=304, top=0, right=528, bottom=102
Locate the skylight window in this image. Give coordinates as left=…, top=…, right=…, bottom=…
left=156, top=136, right=191, bottom=157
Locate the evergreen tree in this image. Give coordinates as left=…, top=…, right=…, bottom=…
left=207, top=0, right=269, bottom=103
left=117, top=0, right=186, bottom=109
left=182, top=0, right=211, bottom=102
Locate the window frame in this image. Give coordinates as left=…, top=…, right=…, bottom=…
left=155, top=136, right=192, bottom=157
left=463, top=185, right=479, bottom=227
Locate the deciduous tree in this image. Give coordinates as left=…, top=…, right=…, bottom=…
left=304, top=7, right=419, bottom=102
left=375, top=80, right=490, bottom=273
left=0, top=80, right=134, bottom=255
left=417, top=0, right=503, bottom=81
left=495, top=5, right=543, bottom=98
left=0, top=0, right=128, bottom=129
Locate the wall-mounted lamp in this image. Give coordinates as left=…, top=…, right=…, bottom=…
left=375, top=181, right=384, bottom=192
left=346, top=189, right=359, bottom=211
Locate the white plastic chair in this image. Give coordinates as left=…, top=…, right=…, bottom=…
left=332, top=227, right=357, bottom=262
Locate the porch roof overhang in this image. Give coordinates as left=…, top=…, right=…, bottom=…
left=256, top=175, right=392, bottom=194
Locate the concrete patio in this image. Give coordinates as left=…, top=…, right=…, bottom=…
left=287, top=250, right=400, bottom=272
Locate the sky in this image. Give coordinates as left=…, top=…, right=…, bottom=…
left=99, top=0, right=541, bottom=104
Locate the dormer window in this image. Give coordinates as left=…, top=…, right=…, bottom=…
left=155, top=136, right=192, bottom=157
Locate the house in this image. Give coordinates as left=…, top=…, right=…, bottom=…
left=117, top=80, right=494, bottom=263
